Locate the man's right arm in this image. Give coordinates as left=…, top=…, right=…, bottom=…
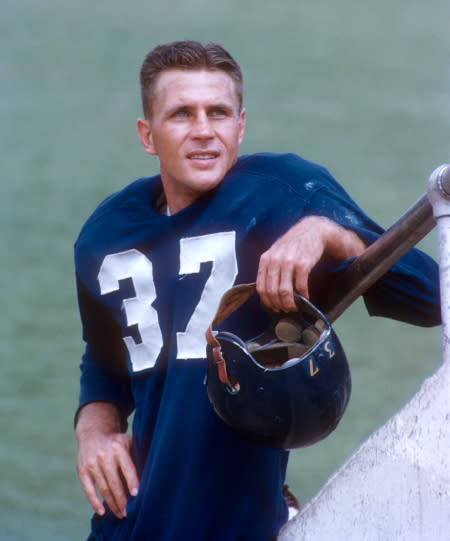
left=75, top=401, right=139, bottom=520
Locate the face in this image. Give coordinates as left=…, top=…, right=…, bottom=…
left=137, top=69, right=246, bottom=213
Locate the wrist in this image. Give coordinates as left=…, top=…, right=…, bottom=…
left=75, top=401, right=123, bottom=440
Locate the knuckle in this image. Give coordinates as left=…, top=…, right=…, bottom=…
left=264, top=259, right=280, bottom=275
left=292, top=255, right=307, bottom=269
left=259, top=250, right=269, bottom=262
left=111, top=440, right=122, bottom=453
left=86, top=457, right=99, bottom=471
left=100, top=485, right=111, bottom=499
left=262, top=250, right=282, bottom=266
left=97, top=450, right=107, bottom=463
left=282, top=252, right=296, bottom=264
left=279, top=288, right=291, bottom=299
left=77, top=465, right=88, bottom=480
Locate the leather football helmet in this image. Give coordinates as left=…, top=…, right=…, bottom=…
left=205, top=284, right=351, bottom=449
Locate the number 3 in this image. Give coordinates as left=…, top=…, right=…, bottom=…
left=98, top=250, right=163, bottom=372
left=98, top=232, right=237, bottom=372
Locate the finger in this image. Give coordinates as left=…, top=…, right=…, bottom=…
left=81, top=450, right=124, bottom=518
left=258, top=251, right=299, bottom=312
left=115, top=437, right=139, bottom=497
left=95, top=470, right=125, bottom=518
left=265, top=264, right=283, bottom=311
left=293, top=264, right=310, bottom=300
left=98, top=448, right=130, bottom=518
left=278, top=265, right=298, bottom=312
left=256, top=253, right=272, bottom=309
left=257, top=258, right=282, bottom=311
left=78, top=467, right=106, bottom=517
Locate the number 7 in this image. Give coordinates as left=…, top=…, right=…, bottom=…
left=177, top=231, right=237, bottom=359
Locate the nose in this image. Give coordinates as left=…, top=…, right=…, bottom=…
left=191, top=111, right=214, bottom=139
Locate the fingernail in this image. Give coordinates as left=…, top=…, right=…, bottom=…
left=131, top=487, right=138, bottom=497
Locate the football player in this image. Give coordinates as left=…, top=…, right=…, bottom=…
left=74, top=40, right=440, bottom=540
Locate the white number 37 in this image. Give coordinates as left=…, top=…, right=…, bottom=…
left=97, top=232, right=238, bottom=372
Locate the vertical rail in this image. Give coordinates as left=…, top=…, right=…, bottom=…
left=428, top=163, right=450, bottom=364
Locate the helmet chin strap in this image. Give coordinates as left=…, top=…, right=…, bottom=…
left=210, top=282, right=257, bottom=328
left=205, top=283, right=256, bottom=385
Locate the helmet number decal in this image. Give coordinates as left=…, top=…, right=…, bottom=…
left=308, top=357, right=320, bottom=377
left=307, top=341, right=335, bottom=377
left=324, top=340, right=335, bottom=359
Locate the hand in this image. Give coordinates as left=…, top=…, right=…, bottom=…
left=75, top=402, right=139, bottom=519
left=256, top=216, right=366, bottom=312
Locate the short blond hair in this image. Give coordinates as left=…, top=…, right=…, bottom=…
left=139, top=40, right=243, bottom=119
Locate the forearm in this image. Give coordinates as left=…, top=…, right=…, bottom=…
left=307, top=223, right=441, bottom=326
left=318, top=216, right=367, bottom=262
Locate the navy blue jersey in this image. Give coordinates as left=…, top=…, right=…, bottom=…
left=74, top=153, right=440, bottom=541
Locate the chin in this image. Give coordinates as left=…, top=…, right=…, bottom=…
left=190, top=173, right=226, bottom=194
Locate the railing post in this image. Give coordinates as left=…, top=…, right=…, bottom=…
left=428, top=164, right=450, bottom=364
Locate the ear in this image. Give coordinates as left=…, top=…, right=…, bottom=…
left=238, top=108, right=246, bottom=145
left=137, top=118, right=157, bottom=155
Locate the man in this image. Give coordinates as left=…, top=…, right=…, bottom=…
left=74, top=40, right=440, bottom=540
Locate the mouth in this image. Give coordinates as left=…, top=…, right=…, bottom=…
left=187, top=151, right=220, bottom=161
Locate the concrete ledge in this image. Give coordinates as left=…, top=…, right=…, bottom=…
left=279, top=361, right=450, bottom=541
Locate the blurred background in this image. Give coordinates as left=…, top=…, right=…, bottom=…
left=1, top=0, right=448, bottom=538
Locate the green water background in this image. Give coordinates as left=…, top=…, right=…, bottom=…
left=1, top=1, right=448, bottom=538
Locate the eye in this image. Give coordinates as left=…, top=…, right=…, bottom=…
left=210, top=108, right=228, bottom=118
left=172, top=109, right=190, bottom=119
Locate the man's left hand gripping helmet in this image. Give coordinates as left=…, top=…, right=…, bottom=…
left=205, top=284, right=351, bottom=450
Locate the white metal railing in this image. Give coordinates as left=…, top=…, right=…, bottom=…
left=428, top=164, right=450, bottom=364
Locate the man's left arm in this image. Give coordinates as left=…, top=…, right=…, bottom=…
left=256, top=214, right=441, bottom=327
